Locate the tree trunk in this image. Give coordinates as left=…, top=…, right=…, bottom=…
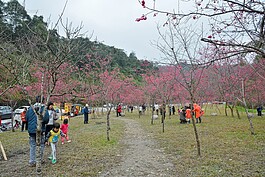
left=225, top=103, right=228, bottom=116
left=151, top=98, right=154, bottom=125
left=161, top=104, right=165, bottom=133
left=106, top=109, right=111, bottom=141
left=191, top=116, right=201, bottom=156
left=235, top=106, right=241, bottom=119
left=227, top=104, right=234, bottom=117
left=241, top=80, right=255, bottom=135
left=191, top=100, right=201, bottom=157
left=215, top=104, right=222, bottom=115
left=36, top=114, right=43, bottom=176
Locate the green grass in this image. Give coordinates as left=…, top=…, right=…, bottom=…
left=0, top=114, right=125, bottom=177
left=135, top=108, right=265, bottom=177
left=1, top=107, right=265, bottom=176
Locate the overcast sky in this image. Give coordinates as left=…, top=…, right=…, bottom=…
left=15, top=0, right=187, bottom=62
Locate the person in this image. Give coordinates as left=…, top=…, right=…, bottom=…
left=130, top=105, right=133, bottom=113
left=83, top=104, right=90, bottom=124
left=154, top=103, right=159, bottom=115
left=21, top=107, right=28, bottom=131
left=172, top=105, right=176, bottom=115
left=193, top=103, right=202, bottom=123
left=169, top=105, right=172, bottom=116
left=60, top=118, right=71, bottom=145
left=70, top=105, right=75, bottom=117
left=161, top=103, right=166, bottom=123
left=201, top=109, right=205, bottom=117
left=142, top=104, right=146, bottom=115
left=45, top=102, right=58, bottom=137
left=74, top=107, right=79, bottom=116
left=116, top=104, right=122, bottom=117
left=138, top=105, right=143, bottom=115
left=45, top=122, right=65, bottom=164
left=26, top=103, right=49, bottom=167
left=185, top=107, right=192, bottom=123
left=179, top=108, right=187, bottom=124
left=257, top=105, right=262, bottom=116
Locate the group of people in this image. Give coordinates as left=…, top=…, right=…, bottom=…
left=26, top=102, right=71, bottom=167
left=178, top=103, right=204, bottom=124
left=127, top=105, right=134, bottom=113
left=152, top=103, right=204, bottom=124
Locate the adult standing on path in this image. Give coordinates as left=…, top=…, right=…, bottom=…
left=26, top=103, right=49, bottom=167
left=45, top=102, right=58, bottom=137
left=83, top=104, right=90, bottom=124
left=100, top=118, right=177, bottom=177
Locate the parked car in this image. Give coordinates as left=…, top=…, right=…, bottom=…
left=70, top=104, right=83, bottom=117
left=14, top=106, right=30, bottom=114
left=0, top=106, right=12, bottom=120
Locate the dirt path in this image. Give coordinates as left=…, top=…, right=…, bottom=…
left=100, top=118, right=178, bottom=177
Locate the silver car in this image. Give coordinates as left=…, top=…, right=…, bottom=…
left=0, top=106, right=12, bottom=120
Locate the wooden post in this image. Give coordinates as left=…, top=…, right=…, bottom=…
left=0, top=140, right=8, bottom=160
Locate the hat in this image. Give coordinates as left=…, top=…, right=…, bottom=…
left=85, top=104, right=88, bottom=107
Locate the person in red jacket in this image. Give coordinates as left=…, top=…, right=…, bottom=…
left=193, top=103, right=202, bottom=123
left=117, top=104, right=122, bottom=117
left=60, top=118, right=71, bottom=145
left=185, top=107, right=192, bottom=123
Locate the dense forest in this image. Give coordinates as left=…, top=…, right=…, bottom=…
left=0, top=0, right=159, bottom=104
left=0, top=0, right=156, bottom=84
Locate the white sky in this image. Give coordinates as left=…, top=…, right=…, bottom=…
left=16, top=0, right=156, bottom=61
left=15, top=0, right=198, bottom=62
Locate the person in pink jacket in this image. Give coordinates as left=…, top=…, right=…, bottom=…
left=60, top=118, right=71, bottom=145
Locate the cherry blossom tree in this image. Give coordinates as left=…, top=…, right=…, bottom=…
left=137, top=0, right=265, bottom=59
left=93, top=69, right=132, bottom=141
left=148, top=21, right=207, bottom=155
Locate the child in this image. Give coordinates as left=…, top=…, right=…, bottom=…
left=179, top=108, right=187, bottom=124
left=46, top=122, right=65, bottom=164
left=185, top=107, right=192, bottom=123
left=60, top=118, right=71, bottom=145
left=20, top=107, right=28, bottom=131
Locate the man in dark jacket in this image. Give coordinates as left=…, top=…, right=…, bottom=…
left=83, top=104, right=90, bottom=124
left=26, top=103, right=49, bottom=167
left=257, top=106, right=263, bottom=116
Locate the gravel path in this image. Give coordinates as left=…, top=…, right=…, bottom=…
left=100, top=118, right=178, bottom=177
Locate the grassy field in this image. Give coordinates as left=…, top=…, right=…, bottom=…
left=0, top=106, right=265, bottom=176
left=135, top=106, right=265, bottom=177
left=0, top=115, right=126, bottom=176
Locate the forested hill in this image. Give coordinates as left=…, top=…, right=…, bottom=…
left=0, top=0, right=157, bottom=82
